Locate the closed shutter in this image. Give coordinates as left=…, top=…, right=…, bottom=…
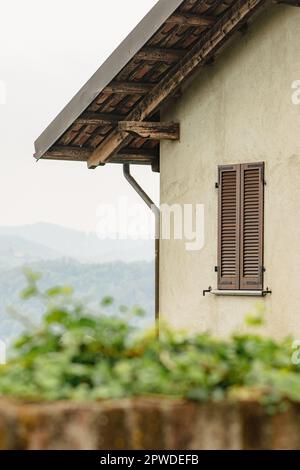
left=240, top=163, right=264, bottom=290
left=217, top=165, right=240, bottom=290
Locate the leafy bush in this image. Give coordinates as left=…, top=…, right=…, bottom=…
left=0, top=273, right=300, bottom=410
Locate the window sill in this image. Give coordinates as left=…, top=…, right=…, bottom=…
left=212, top=289, right=266, bottom=297
left=203, top=288, right=272, bottom=297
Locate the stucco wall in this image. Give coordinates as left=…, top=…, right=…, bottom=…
left=160, top=5, right=300, bottom=338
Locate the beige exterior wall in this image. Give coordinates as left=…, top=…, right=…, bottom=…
left=160, top=5, right=300, bottom=338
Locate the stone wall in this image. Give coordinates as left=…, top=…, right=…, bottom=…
left=0, top=398, right=300, bottom=450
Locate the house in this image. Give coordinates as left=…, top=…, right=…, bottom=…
left=34, top=0, right=300, bottom=337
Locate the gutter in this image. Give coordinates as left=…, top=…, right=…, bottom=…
left=123, top=164, right=160, bottom=324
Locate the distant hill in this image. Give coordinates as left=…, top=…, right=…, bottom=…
left=0, top=259, right=154, bottom=343
left=0, top=223, right=155, bottom=343
left=0, top=235, right=61, bottom=269
left=0, top=223, right=154, bottom=263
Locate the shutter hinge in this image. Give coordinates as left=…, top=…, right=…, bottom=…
left=215, top=182, right=219, bottom=189
left=215, top=266, right=219, bottom=273
left=260, top=266, right=266, bottom=282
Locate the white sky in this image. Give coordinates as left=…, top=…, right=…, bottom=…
left=0, top=0, right=159, bottom=233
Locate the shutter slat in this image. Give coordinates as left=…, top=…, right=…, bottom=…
left=240, top=163, right=264, bottom=290
left=218, top=166, right=240, bottom=290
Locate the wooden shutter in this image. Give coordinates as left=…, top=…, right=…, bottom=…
left=217, top=165, right=240, bottom=290
left=240, top=163, right=264, bottom=290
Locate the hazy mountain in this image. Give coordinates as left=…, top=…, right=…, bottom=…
left=0, top=223, right=154, bottom=263
left=0, top=223, right=155, bottom=342
left=0, top=234, right=61, bottom=269
left=0, top=259, right=154, bottom=343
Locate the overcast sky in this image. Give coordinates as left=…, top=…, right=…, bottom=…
left=0, top=0, right=159, bottom=233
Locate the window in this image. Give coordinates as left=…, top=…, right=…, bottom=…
left=217, top=162, right=264, bottom=291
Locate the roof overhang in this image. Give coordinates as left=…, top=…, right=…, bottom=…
left=34, top=0, right=184, bottom=162
left=34, top=0, right=277, bottom=170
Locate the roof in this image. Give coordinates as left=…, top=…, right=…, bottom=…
left=34, top=0, right=269, bottom=170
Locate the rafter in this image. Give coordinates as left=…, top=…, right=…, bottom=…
left=42, top=145, right=159, bottom=164
left=112, top=146, right=159, bottom=166
left=135, top=47, right=184, bottom=63
left=43, top=146, right=92, bottom=161
left=274, top=0, right=300, bottom=5
left=110, top=156, right=153, bottom=165
left=117, top=147, right=159, bottom=158
left=118, top=121, right=180, bottom=140
left=87, top=0, right=266, bottom=169
left=166, top=13, right=215, bottom=27
left=151, top=158, right=160, bottom=173
left=102, top=81, right=154, bottom=95
left=75, top=112, right=124, bottom=127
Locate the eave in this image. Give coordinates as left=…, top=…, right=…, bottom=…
left=34, top=0, right=281, bottom=171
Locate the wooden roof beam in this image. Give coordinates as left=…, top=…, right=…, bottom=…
left=110, top=156, right=153, bottom=165
left=117, top=147, right=159, bottom=158
left=113, top=146, right=159, bottom=165
left=102, top=81, right=154, bottom=95
left=274, top=0, right=300, bottom=5
left=135, top=47, right=184, bottom=63
left=87, top=0, right=266, bottom=169
left=43, top=145, right=159, bottom=163
left=75, top=112, right=124, bottom=127
left=166, top=12, right=215, bottom=27
left=118, top=121, right=180, bottom=140
left=43, top=146, right=92, bottom=161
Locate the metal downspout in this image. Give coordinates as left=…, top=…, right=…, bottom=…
left=123, top=164, right=160, bottom=325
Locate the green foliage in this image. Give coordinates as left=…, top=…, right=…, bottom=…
left=0, top=275, right=300, bottom=406
left=101, top=296, right=114, bottom=307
